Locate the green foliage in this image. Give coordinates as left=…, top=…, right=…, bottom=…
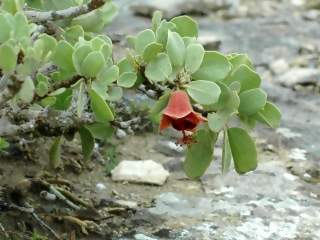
left=0, top=137, right=9, bottom=152
left=0, top=4, right=281, bottom=180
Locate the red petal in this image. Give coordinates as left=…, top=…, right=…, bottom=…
left=159, top=114, right=172, bottom=131
left=163, top=90, right=193, bottom=119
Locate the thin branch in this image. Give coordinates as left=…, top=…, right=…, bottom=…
left=24, top=0, right=106, bottom=22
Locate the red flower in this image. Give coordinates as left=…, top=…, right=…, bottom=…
left=160, top=90, right=206, bottom=144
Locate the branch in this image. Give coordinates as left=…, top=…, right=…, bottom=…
left=24, top=0, right=106, bottom=22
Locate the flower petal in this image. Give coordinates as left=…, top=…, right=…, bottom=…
left=163, top=90, right=193, bottom=119
left=159, top=114, right=172, bottom=131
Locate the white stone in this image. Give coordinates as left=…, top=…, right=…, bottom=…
left=269, top=59, right=289, bottom=75
left=96, top=183, right=106, bottom=191
left=278, top=68, right=320, bottom=87
left=111, top=160, right=169, bottom=185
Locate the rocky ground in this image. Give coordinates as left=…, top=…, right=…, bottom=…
left=1, top=0, right=320, bottom=239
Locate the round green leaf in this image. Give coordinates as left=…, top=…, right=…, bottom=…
left=183, top=129, right=217, bottom=179
left=0, top=43, right=17, bottom=73
left=18, top=77, right=35, bottom=103
left=225, top=64, right=261, bottom=92
left=170, top=15, right=198, bottom=37
left=135, top=29, right=156, bottom=55
left=239, top=88, right=267, bottom=115
left=97, top=65, right=119, bottom=86
left=152, top=10, right=162, bottom=31
left=81, top=51, right=105, bottom=77
left=145, top=53, right=172, bottom=82
left=52, top=40, right=75, bottom=73
left=143, top=42, right=163, bottom=63
left=192, top=51, right=231, bottom=82
left=166, top=31, right=185, bottom=67
left=117, top=72, right=137, bottom=88
left=208, top=110, right=235, bottom=133
left=229, top=54, right=254, bottom=70
left=0, top=14, right=11, bottom=43
left=185, top=43, right=204, bottom=74
left=118, top=57, right=135, bottom=74
left=87, top=122, right=114, bottom=140
left=63, top=25, right=84, bottom=43
left=227, top=127, right=257, bottom=174
left=89, top=88, right=114, bottom=122
left=186, top=80, right=221, bottom=105
left=106, top=86, right=123, bottom=102
left=72, top=44, right=92, bottom=74
left=255, top=102, right=281, bottom=128
left=156, top=20, right=176, bottom=45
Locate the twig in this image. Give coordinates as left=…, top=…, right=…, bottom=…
left=49, top=186, right=81, bottom=211
left=31, top=211, right=61, bottom=240
left=56, top=187, right=92, bottom=209
left=24, top=0, right=106, bottom=22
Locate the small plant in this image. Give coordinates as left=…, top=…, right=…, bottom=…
left=0, top=1, right=280, bottom=178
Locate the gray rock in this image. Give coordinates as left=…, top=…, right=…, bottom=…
left=130, top=0, right=233, bottom=19
left=111, top=160, right=169, bottom=185
left=198, top=32, right=222, bottom=50
left=302, top=9, right=320, bottom=20
left=154, top=140, right=184, bottom=157
left=277, top=68, right=320, bottom=87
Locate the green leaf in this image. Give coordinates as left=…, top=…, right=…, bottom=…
left=106, top=86, right=123, bottom=102
left=192, top=51, right=231, bottom=82
left=79, top=126, right=94, bottom=161
left=209, top=82, right=240, bottom=111
left=254, top=102, right=281, bottom=128
left=36, top=81, right=48, bottom=97
left=186, top=80, right=221, bottom=105
left=117, top=72, right=137, bottom=88
left=183, top=129, right=217, bottom=179
left=118, top=57, right=135, bottom=74
left=40, top=96, right=56, bottom=107
left=18, top=77, right=35, bottom=103
left=52, top=89, right=73, bottom=110
left=81, top=51, right=105, bottom=77
left=156, top=20, right=176, bottom=45
left=145, top=53, right=172, bottom=82
left=152, top=10, right=162, bottom=31
left=135, top=29, right=156, bottom=55
left=49, top=137, right=62, bottom=169
left=149, top=91, right=170, bottom=117
left=52, top=40, right=75, bottom=72
left=142, top=42, right=163, bottom=62
left=97, top=65, right=119, bottom=86
left=0, top=14, right=11, bottom=43
left=166, top=31, right=185, bottom=67
left=89, top=88, right=114, bottom=122
left=227, top=127, right=257, bottom=174
left=48, top=88, right=66, bottom=96
left=71, top=2, right=118, bottom=32
left=239, top=88, right=267, bottom=115
left=170, top=15, right=198, bottom=37
left=87, top=122, right=114, bottom=140
left=222, top=128, right=232, bottom=174
left=0, top=43, right=17, bottom=73
left=229, top=54, right=254, bottom=70
left=225, top=64, right=261, bottom=92
left=13, top=12, right=30, bottom=41
left=185, top=43, right=204, bottom=74
left=208, top=110, right=235, bottom=133
left=72, top=44, right=92, bottom=74
left=2, top=0, right=24, bottom=13
left=63, top=25, right=84, bottom=43
left=0, top=137, right=9, bottom=152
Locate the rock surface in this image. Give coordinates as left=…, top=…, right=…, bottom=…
left=277, top=68, right=320, bottom=87
left=111, top=160, right=169, bottom=185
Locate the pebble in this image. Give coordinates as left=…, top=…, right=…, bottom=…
left=96, top=183, right=106, bottom=191
left=111, top=160, right=169, bottom=185
left=269, top=59, right=289, bottom=75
